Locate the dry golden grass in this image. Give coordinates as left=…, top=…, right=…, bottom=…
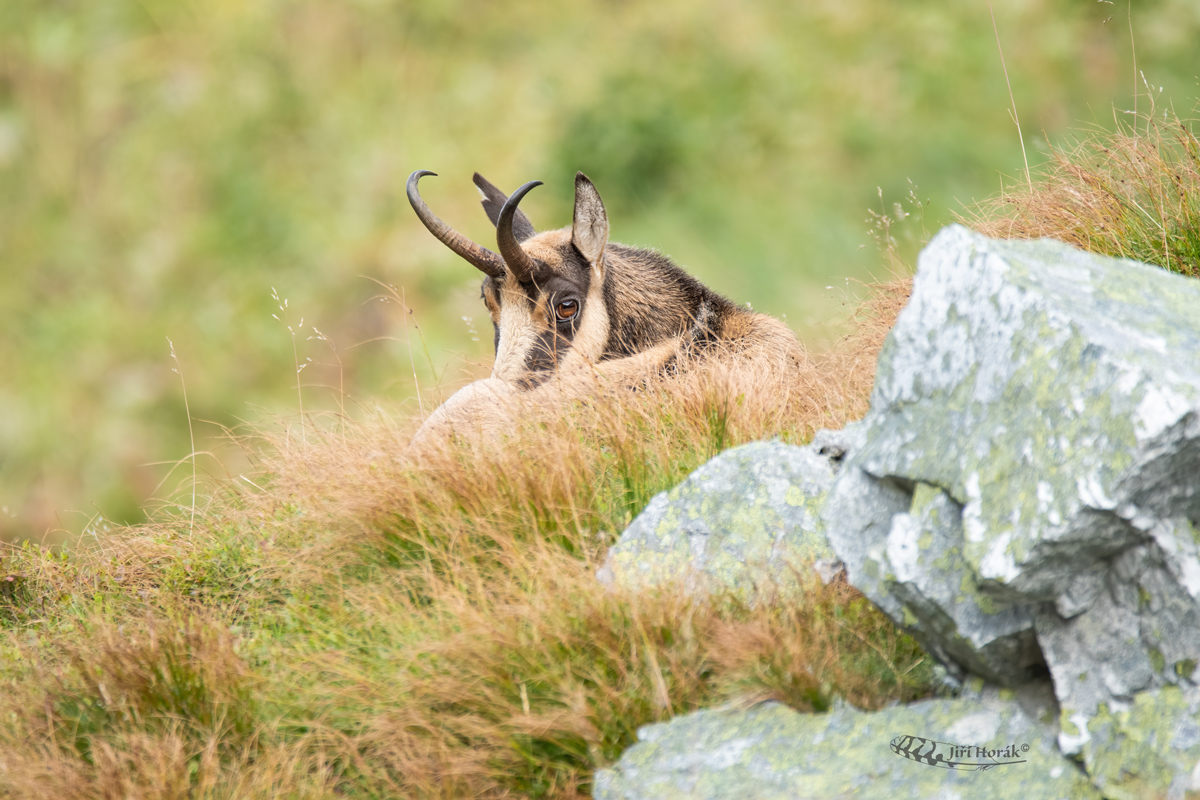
left=337, top=565, right=921, bottom=798
left=962, top=109, right=1200, bottom=278
left=0, top=279, right=926, bottom=799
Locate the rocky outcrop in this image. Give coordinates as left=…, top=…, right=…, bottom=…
left=595, top=683, right=1096, bottom=800
left=599, top=225, right=1200, bottom=798
left=820, top=225, right=1200, bottom=780
left=598, top=435, right=853, bottom=597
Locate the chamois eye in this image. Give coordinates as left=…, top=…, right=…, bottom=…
left=555, top=299, right=579, bottom=322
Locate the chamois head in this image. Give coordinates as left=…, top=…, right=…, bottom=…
left=407, top=170, right=611, bottom=387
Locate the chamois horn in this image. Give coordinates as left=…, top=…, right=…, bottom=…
left=496, top=180, right=543, bottom=282
left=407, top=170, right=506, bottom=279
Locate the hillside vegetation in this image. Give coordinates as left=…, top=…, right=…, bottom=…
left=4, top=2, right=1200, bottom=797
left=3, top=105, right=1195, bottom=786
left=4, top=0, right=1200, bottom=538
left=0, top=277, right=930, bottom=798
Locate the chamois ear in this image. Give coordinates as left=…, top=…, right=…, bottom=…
left=473, top=173, right=536, bottom=242
left=571, top=172, right=608, bottom=272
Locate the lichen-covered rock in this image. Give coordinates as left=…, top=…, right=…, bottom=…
left=820, top=221, right=1200, bottom=777
left=594, top=684, right=1097, bottom=800
left=598, top=439, right=844, bottom=597
left=821, top=460, right=1045, bottom=686
left=596, top=227, right=1200, bottom=796
left=1080, top=685, right=1200, bottom=799
left=1036, top=527, right=1200, bottom=757
left=822, top=225, right=1200, bottom=766
left=831, top=223, right=1200, bottom=599
left=887, top=482, right=1042, bottom=685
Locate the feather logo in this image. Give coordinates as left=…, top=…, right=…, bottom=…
left=890, top=734, right=1029, bottom=771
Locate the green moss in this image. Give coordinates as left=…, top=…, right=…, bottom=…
left=1084, top=687, right=1200, bottom=800
left=1138, top=586, right=1154, bottom=611
left=864, top=559, right=880, bottom=580
left=784, top=486, right=808, bottom=508
left=910, top=482, right=942, bottom=515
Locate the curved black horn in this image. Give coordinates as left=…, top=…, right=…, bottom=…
left=496, top=180, right=543, bottom=282
left=407, top=170, right=506, bottom=279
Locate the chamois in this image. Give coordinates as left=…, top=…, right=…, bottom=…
left=406, top=170, right=804, bottom=441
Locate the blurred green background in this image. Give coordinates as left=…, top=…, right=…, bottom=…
left=1, top=0, right=1197, bottom=540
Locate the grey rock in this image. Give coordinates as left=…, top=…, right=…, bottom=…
left=1037, top=530, right=1200, bottom=755
left=822, top=469, right=1044, bottom=684
left=809, top=422, right=866, bottom=464
left=837, top=224, right=1200, bottom=602
left=821, top=225, right=1200, bottom=771
left=812, top=557, right=845, bottom=585
left=599, top=440, right=840, bottom=598
left=595, top=683, right=1097, bottom=800
left=1052, top=565, right=1107, bottom=619
left=1035, top=588, right=1155, bottom=752
left=891, top=483, right=1041, bottom=685
left=1076, top=685, right=1200, bottom=799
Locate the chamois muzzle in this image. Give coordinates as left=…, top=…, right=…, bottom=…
left=406, top=170, right=506, bottom=279
left=496, top=180, right=543, bottom=283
